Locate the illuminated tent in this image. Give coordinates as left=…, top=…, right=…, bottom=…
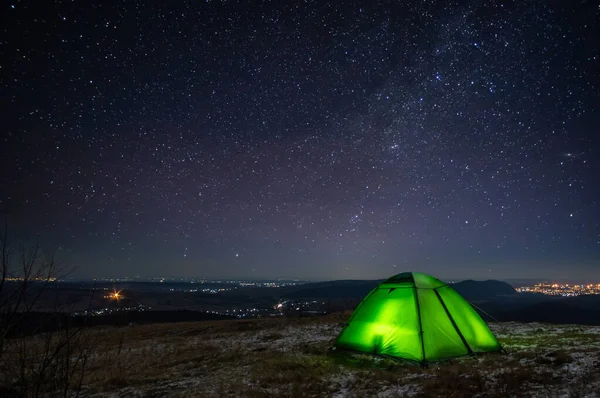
left=334, top=272, right=502, bottom=364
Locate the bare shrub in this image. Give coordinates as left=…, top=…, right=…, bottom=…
left=0, top=220, right=93, bottom=397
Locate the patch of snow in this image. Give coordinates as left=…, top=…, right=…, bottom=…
left=377, top=384, right=419, bottom=397
left=330, top=371, right=356, bottom=398
left=247, top=323, right=338, bottom=353
left=330, top=380, right=359, bottom=397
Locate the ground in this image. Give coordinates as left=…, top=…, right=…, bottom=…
left=18, top=313, right=600, bottom=397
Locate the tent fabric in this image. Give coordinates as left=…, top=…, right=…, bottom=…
left=334, top=272, right=502, bottom=364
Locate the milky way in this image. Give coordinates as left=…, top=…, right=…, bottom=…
left=1, top=0, right=598, bottom=280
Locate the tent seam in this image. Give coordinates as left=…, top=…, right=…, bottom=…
left=434, top=289, right=473, bottom=355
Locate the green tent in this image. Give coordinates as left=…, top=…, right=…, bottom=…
left=334, top=272, right=502, bottom=364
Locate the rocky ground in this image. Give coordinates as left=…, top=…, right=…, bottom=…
left=66, top=312, right=600, bottom=397
left=4, top=312, right=600, bottom=397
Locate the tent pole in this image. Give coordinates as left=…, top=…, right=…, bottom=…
left=412, top=285, right=426, bottom=365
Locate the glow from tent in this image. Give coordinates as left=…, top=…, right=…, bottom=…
left=334, top=272, right=502, bottom=363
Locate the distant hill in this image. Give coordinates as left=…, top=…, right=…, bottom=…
left=452, top=279, right=517, bottom=300
left=3, top=310, right=234, bottom=337
left=245, top=278, right=600, bottom=326
left=280, top=278, right=516, bottom=301
left=281, top=280, right=379, bottom=299
left=490, top=295, right=600, bottom=325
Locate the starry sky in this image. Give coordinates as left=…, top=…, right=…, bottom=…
left=1, top=0, right=599, bottom=281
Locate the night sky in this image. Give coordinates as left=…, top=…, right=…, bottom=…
left=2, top=0, right=599, bottom=281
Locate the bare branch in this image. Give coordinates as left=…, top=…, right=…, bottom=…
left=0, top=217, right=8, bottom=296
left=0, top=221, right=91, bottom=396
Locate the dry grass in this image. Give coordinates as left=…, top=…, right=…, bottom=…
left=3, top=316, right=600, bottom=397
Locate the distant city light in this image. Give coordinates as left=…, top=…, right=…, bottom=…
left=105, top=288, right=124, bottom=302
left=516, top=283, right=600, bottom=297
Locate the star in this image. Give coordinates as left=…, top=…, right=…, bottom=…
left=1, top=0, right=597, bottom=281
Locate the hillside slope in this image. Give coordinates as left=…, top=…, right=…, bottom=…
left=15, top=313, right=596, bottom=397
